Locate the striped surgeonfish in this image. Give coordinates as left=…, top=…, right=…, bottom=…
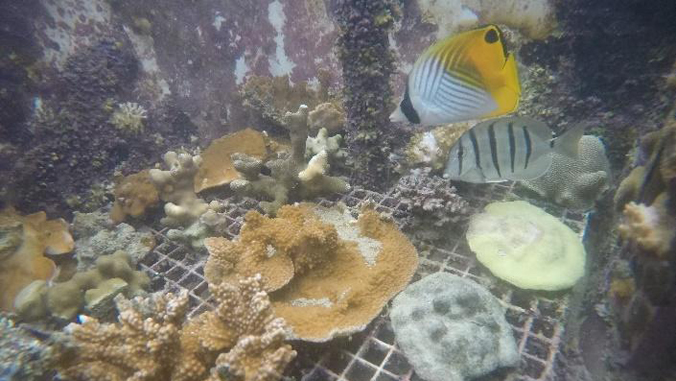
left=443, top=116, right=584, bottom=183
left=390, top=25, right=521, bottom=126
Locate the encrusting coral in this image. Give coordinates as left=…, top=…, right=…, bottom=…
left=110, top=169, right=160, bottom=224
left=194, top=128, right=270, bottom=193
left=522, top=134, right=611, bottom=211
left=0, top=208, right=74, bottom=312
left=308, top=102, right=346, bottom=135
left=14, top=250, right=150, bottom=321
left=150, top=151, right=209, bottom=227
left=230, top=105, right=350, bottom=215
left=54, top=275, right=296, bottom=381
left=204, top=203, right=419, bottom=342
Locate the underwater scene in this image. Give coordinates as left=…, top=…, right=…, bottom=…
left=1, top=0, right=676, bottom=380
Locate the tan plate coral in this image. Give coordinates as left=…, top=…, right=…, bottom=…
left=204, top=203, right=419, bottom=342
left=0, top=208, right=74, bottom=311
left=194, top=128, right=270, bottom=193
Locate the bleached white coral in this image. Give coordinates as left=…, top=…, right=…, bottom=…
left=110, top=102, right=147, bottom=134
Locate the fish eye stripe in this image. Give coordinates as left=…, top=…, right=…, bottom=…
left=508, top=122, right=516, bottom=173
left=458, top=137, right=464, bottom=174
left=488, top=122, right=501, bottom=177
left=485, top=28, right=499, bottom=43
left=401, top=81, right=420, bottom=124
left=523, top=126, right=532, bottom=169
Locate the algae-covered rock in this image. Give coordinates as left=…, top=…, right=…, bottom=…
left=391, top=272, right=519, bottom=381
left=467, top=200, right=585, bottom=290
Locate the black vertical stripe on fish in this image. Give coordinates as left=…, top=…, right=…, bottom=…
left=507, top=122, right=516, bottom=173
left=469, top=128, right=481, bottom=169
left=523, top=126, right=532, bottom=169
left=487, top=122, right=501, bottom=177
left=458, top=137, right=464, bottom=174
left=401, top=81, right=420, bottom=124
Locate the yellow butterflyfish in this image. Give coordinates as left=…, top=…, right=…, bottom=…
left=390, top=25, right=521, bottom=126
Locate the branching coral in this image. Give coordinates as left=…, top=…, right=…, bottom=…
left=0, top=208, right=74, bottom=312
left=392, top=168, right=470, bottom=242
left=110, top=102, right=147, bottom=135
left=205, top=203, right=418, bottom=342
left=230, top=105, right=350, bottom=215
left=150, top=151, right=208, bottom=227
left=55, top=275, right=296, bottom=381
left=619, top=194, right=675, bottom=259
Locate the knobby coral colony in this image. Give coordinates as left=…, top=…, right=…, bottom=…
left=335, top=0, right=397, bottom=189
left=54, top=275, right=296, bottom=381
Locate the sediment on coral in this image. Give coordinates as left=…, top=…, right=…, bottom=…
left=335, top=0, right=397, bottom=190
left=229, top=105, right=350, bottom=215
left=204, top=203, right=418, bottom=342
left=54, top=275, right=295, bottom=381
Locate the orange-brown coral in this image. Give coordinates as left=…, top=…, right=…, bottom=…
left=194, top=128, right=270, bottom=193
left=204, top=203, right=419, bottom=342
left=55, top=275, right=295, bottom=381
left=204, top=206, right=338, bottom=291
left=0, top=208, right=74, bottom=311
left=110, top=169, right=160, bottom=224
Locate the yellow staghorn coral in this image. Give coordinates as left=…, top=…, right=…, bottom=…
left=204, top=203, right=419, bottom=342
left=0, top=208, right=74, bottom=312
left=55, top=275, right=295, bottom=381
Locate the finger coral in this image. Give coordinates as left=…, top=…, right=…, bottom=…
left=55, top=275, right=295, bottom=381
left=14, top=250, right=150, bottom=321
left=150, top=151, right=209, bottom=227
left=110, top=169, right=160, bottom=224
left=0, top=208, right=74, bottom=312
left=230, top=105, right=350, bottom=215
left=204, top=203, right=419, bottom=342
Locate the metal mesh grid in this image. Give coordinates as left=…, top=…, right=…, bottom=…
left=138, top=182, right=588, bottom=381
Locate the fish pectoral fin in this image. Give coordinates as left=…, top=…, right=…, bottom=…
left=486, top=54, right=520, bottom=117
left=553, top=124, right=585, bottom=158
left=501, top=53, right=521, bottom=96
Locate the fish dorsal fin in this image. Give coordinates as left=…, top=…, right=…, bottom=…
left=552, top=125, right=585, bottom=158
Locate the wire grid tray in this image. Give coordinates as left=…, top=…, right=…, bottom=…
left=138, top=182, right=588, bottom=381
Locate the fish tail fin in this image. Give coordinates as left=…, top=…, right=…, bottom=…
left=553, top=124, right=585, bottom=158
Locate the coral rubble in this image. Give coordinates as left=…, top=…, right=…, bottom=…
left=55, top=275, right=295, bottom=381
left=391, top=272, right=519, bottom=381
left=15, top=250, right=149, bottom=321
left=73, top=210, right=155, bottom=271
left=335, top=0, right=396, bottom=189
left=194, top=128, right=270, bottom=193
left=521, top=135, right=611, bottom=211
left=392, top=168, right=470, bottom=242
left=230, top=105, right=350, bottom=215
left=0, top=315, right=52, bottom=380
left=205, top=203, right=418, bottom=342
left=0, top=208, right=74, bottom=311
left=467, top=200, right=586, bottom=291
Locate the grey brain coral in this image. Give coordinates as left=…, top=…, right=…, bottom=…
left=522, top=135, right=611, bottom=211
left=390, top=272, right=519, bottom=381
